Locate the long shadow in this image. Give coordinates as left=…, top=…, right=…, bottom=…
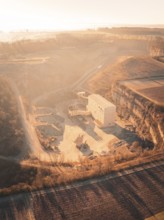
left=96, top=179, right=146, bottom=220
left=102, top=124, right=154, bottom=149
left=145, top=167, right=164, bottom=187
left=70, top=116, right=103, bottom=141
left=100, top=165, right=164, bottom=218
left=0, top=165, right=163, bottom=219
left=41, top=189, right=67, bottom=219
left=61, top=164, right=164, bottom=219
left=85, top=125, right=103, bottom=141
left=54, top=184, right=86, bottom=208
left=0, top=192, right=35, bottom=220
left=134, top=169, right=164, bottom=198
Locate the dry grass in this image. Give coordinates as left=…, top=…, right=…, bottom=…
left=0, top=148, right=163, bottom=197
left=88, top=56, right=164, bottom=98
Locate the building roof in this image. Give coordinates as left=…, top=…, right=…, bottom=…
left=88, top=94, right=116, bottom=109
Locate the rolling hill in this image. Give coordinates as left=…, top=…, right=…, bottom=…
left=88, top=56, right=164, bottom=98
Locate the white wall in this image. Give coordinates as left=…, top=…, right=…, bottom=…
left=87, top=96, right=116, bottom=127
left=104, top=105, right=116, bottom=126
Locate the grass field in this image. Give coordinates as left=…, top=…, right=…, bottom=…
left=0, top=164, right=163, bottom=220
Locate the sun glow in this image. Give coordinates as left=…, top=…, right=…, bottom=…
left=0, top=0, right=164, bottom=31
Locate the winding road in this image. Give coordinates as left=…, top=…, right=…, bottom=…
left=8, top=80, right=49, bottom=161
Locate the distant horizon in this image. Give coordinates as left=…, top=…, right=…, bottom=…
left=1, top=0, right=164, bottom=32
left=0, top=23, right=164, bottom=32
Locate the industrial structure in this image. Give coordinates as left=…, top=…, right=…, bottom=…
left=87, top=94, right=116, bottom=127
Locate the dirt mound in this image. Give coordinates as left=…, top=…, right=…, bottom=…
left=88, top=56, right=164, bottom=95
left=114, top=56, right=164, bottom=77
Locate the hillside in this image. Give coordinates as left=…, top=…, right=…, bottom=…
left=0, top=77, right=25, bottom=156
left=88, top=56, right=164, bottom=98
left=0, top=32, right=149, bottom=102
left=98, top=27, right=164, bottom=36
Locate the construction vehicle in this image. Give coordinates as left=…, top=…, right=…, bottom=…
left=74, top=135, right=93, bottom=156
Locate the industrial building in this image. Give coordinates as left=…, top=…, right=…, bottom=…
left=87, top=94, right=116, bottom=127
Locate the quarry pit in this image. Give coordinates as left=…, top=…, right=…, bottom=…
left=33, top=91, right=147, bottom=162
left=112, top=76, right=164, bottom=149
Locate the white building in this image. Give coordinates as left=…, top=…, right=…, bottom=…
left=87, top=94, right=116, bottom=127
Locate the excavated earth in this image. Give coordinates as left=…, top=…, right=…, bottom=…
left=89, top=57, right=164, bottom=149
left=111, top=77, right=164, bottom=149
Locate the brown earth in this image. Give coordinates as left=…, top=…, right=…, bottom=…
left=0, top=32, right=149, bottom=102
left=88, top=56, right=164, bottom=98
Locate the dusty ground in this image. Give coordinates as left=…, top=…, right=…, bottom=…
left=0, top=33, right=155, bottom=164
left=33, top=97, right=142, bottom=162
left=0, top=32, right=149, bottom=102
left=33, top=102, right=115, bottom=161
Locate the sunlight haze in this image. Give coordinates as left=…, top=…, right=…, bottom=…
left=0, top=0, right=164, bottom=30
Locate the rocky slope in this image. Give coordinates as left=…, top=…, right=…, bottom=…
left=89, top=56, right=164, bottom=149
left=88, top=56, right=164, bottom=98
left=112, top=82, right=164, bottom=149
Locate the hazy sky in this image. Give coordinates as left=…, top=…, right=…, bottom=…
left=0, top=0, right=164, bottom=30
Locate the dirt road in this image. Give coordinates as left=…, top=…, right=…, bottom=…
left=8, top=80, right=51, bottom=161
